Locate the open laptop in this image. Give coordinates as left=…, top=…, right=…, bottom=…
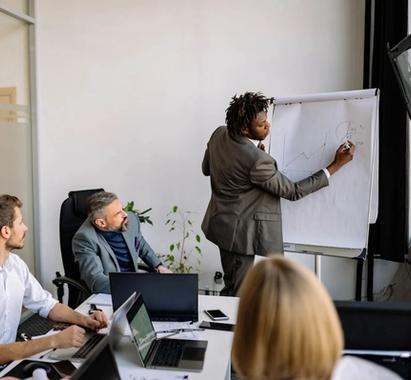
left=49, top=292, right=137, bottom=362
left=71, top=336, right=121, bottom=380
left=126, top=293, right=207, bottom=372
left=110, top=272, right=198, bottom=321
left=335, top=300, right=411, bottom=379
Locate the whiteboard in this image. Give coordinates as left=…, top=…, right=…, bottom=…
left=269, top=89, right=379, bottom=257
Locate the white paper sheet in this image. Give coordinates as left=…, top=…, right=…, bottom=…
left=270, top=89, right=378, bottom=250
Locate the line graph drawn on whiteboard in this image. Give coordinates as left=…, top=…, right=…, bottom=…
left=280, top=120, right=366, bottom=181
left=281, top=133, right=328, bottom=180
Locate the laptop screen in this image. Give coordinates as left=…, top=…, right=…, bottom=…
left=110, top=273, right=198, bottom=321
left=335, top=301, right=411, bottom=350
left=126, top=295, right=157, bottom=363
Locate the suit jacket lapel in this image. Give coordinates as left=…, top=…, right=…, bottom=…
left=96, top=233, right=121, bottom=271
left=122, top=230, right=139, bottom=271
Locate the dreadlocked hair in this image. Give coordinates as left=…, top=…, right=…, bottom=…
left=225, top=92, right=271, bottom=138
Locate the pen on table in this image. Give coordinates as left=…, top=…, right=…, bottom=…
left=157, top=328, right=205, bottom=333
left=39, top=348, right=56, bottom=360
left=88, top=303, right=103, bottom=314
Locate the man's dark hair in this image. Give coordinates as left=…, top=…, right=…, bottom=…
left=225, top=92, right=272, bottom=138
left=0, top=194, right=22, bottom=229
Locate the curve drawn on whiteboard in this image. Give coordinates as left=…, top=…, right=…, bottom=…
left=282, top=134, right=329, bottom=180
left=281, top=120, right=365, bottom=180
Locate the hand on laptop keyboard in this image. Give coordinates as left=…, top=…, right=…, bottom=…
left=51, top=325, right=86, bottom=349
left=80, top=310, right=108, bottom=332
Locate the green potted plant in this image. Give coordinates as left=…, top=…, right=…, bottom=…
left=159, top=205, right=203, bottom=273
left=123, top=201, right=153, bottom=225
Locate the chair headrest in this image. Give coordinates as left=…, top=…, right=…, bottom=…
left=68, top=189, right=104, bottom=219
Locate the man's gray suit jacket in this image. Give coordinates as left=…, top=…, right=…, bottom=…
left=72, top=212, right=161, bottom=293
left=201, top=126, right=329, bottom=256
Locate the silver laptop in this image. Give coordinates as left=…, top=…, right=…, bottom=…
left=49, top=292, right=137, bottom=362
left=126, top=293, right=207, bottom=372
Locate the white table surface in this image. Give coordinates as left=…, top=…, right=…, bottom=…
left=0, top=294, right=239, bottom=380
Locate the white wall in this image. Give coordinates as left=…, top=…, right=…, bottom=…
left=36, top=0, right=373, bottom=299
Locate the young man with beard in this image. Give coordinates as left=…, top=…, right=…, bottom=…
left=0, top=195, right=108, bottom=364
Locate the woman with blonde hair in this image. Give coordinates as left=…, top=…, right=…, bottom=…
left=232, top=256, right=401, bottom=380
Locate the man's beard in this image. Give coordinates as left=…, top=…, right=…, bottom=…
left=6, top=235, right=25, bottom=250
left=120, top=219, right=128, bottom=232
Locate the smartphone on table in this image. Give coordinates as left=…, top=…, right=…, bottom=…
left=204, top=309, right=229, bottom=320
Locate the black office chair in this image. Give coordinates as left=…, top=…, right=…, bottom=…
left=53, top=188, right=104, bottom=308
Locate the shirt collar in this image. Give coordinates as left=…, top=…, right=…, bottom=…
left=248, top=138, right=260, bottom=147
left=0, top=253, right=13, bottom=272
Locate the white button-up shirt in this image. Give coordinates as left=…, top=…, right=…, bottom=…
left=0, top=253, right=58, bottom=344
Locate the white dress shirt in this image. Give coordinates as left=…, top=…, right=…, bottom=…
left=0, top=253, right=57, bottom=344
left=332, top=356, right=402, bottom=380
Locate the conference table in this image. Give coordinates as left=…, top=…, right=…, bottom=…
left=0, top=294, right=239, bottom=380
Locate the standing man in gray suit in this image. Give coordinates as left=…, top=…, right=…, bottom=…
left=201, top=92, right=355, bottom=296
left=73, top=191, right=171, bottom=293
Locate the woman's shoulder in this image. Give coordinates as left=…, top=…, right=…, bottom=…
left=332, top=355, right=403, bottom=380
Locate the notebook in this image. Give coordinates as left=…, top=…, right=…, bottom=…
left=49, top=292, right=137, bottom=362
left=110, top=272, right=198, bottom=321
left=126, top=293, right=207, bottom=372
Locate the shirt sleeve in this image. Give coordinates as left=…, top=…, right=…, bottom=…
left=21, top=261, right=58, bottom=318
left=322, top=168, right=331, bottom=179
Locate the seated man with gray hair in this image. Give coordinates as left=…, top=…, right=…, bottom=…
left=73, top=191, right=171, bottom=293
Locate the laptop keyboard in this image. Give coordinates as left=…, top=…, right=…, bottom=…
left=152, top=339, right=184, bottom=367
left=72, top=334, right=105, bottom=359
left=16, top=314, right=55, bottom=341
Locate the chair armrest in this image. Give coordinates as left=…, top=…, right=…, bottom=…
left=52, top=271, right=91, bottom=304
left=53, top=275, right=91, bottom=295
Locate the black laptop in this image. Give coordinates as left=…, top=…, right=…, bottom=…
left=126, top=293, right=207, bottom=372
left=335, top=301, right=411, bottom=379
left=71, top=336, right=121, bottom=380
left=110, top=272, right=198, bottom=321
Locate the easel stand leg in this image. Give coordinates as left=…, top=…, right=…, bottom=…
left=367, top=250, right=374, bottom=301
left=314, top=254, right=321, bottom=282
left=355, top=259, right=364, bottom=301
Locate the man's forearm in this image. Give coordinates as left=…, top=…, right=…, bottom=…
left=0, top=336, right=56, bottom=364
left=48, top=303, right=87, bottom=326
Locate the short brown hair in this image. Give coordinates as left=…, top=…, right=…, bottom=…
left=0, top=194, right=22, bottom=229
left=232, top=256, right=343, bottom=380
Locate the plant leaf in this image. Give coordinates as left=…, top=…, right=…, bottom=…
left=172, top=205, right=178, bottom=213
left=195, top=246, right=201, bottom=254
left=195, top=234, right=201, bottom=242
left=169, top=244, right=175, bottom=252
